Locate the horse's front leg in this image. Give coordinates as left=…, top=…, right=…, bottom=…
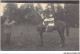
left=40, top=32, right=43, bottom=46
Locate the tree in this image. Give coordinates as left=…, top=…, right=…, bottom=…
left=19, top=3, right=42, bottom=25
left=35, top=3, right=43, bottom=14
left=1, top=3, right=18, bottom=25
left=54, top=4, right=65, bottom=21
left=64, top=3, right=79, bottom=27
left=3, top=3, right=18, bottom=20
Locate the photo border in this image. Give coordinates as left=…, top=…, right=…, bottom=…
left=0, top=0, right=79, bottom=53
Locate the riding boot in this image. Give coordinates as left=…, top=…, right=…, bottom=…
left=46, top=26, right=48, bottom=32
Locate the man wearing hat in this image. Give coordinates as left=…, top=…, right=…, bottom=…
left=43, top=6, right=55, bottom=32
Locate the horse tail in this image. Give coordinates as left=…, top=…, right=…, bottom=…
left=65, top=22, right=69, bottom=36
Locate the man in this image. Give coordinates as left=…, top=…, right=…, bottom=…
left=4, top=18, right=15, bottom=45
left=43, top=6, right=53, bottom=18
left=43, top=6, right=55, bottom=32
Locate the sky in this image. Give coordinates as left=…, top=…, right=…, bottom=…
left=0, top=3, right=64, bottom=16
left=0, top=3, right=7, bottom=16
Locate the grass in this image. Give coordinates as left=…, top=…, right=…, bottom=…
left=1, top=24, right=79, bottom=51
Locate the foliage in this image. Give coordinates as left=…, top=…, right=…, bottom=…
left=1, top=3, right=18, bottom=24
left=2, top=3, right=79, bottom=27
left=64, top=3, right=79, bottom=27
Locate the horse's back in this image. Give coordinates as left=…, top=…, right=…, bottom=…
left=56, top=20, right=65, bottom=26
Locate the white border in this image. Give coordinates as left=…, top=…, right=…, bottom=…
left=0, top=0, right=80, bottom=54
left=0, top=0, right=1, bottom=51
left=79, top=0, right=80, bottom=51
left=0, top=51, right=80, bottom=54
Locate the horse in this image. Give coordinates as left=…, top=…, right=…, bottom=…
left=23, top=6, right=69, bottom=47
left=36, top=19, right=69, bottom=47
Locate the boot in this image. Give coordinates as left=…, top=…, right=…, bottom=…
left=46, top=26, right=48, bottom=32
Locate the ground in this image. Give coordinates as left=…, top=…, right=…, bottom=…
left=1, top=24, right=79, bottom=51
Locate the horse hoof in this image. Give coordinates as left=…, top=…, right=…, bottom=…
left=59, top=44, right=64, bottom=47
left=37, top=44, right=43, bottom=47
left=39, top=43, right=43, bottom=47
left=59, top=44, right=62, bottom=47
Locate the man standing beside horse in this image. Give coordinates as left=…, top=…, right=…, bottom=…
left=4, top=17, right=16, bottom=45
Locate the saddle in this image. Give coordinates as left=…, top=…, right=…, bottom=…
left=43, top=18, right=55, bottom=32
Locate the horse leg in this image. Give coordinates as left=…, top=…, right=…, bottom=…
left=59, top=32, right=65, bottom=47
left=58, top=28, right=65, bottom=47
left=39, top=32, right=43, bottom=46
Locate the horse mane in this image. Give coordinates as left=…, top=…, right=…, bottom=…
left=32, top=8, right=44, bottom=24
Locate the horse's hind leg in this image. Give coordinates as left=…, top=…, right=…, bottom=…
left=59, top=32, right=65, bottom=47
left=58, top=28, right=65, bottom=47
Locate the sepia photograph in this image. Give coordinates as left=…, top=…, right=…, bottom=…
left=1, top=2, right=79, bottom=51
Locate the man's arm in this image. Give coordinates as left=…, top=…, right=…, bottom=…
left=4, top=20, right=15, bottom=26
